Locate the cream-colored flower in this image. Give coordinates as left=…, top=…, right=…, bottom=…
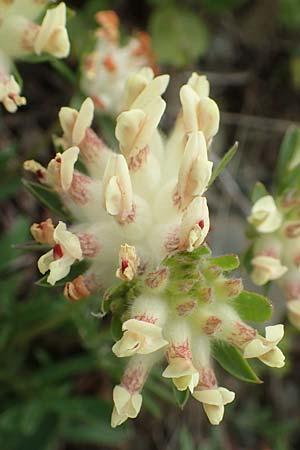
left=102, top=154, right=133, bottom=220
left=177, top=131, right=213, bottom=208
left=115, top=88, right=166, bottom=161
left=162, top=357, right=199, bottom=393
left=59, top=97, right=94, bottom=148
left=37, top=221, right=83, bottom=285
left=251, top=255, right=287, bottom=285
left=193, top=387, right=235, bottom=425
left=111, top=385, right=142, bottom=427
left=180, top=81, right=219, bottom=143
left=248, top=195, right=282, bottom=233
left=243, top=324, right=285, bottom=368
left=47, top=146, right=79, bottom=191
left=287, top=300, right=300, bottom=329
left=112, top=319, right=168, bottom=357
left=34, top=2, right=70, bottom=58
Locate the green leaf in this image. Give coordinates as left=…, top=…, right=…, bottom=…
left=209, top=254, right=240, bottom=271
left=279, top=0, right=300, bottom=30
left=212, top=340, right=261, bottom=383
left=179, top=426, right=195, bottom=450
left=251, top=181, right=269, bottom=203
left=276, top=126, right=300, bottom=192
left=111, top=315, right=123, bottom=341
left=231, top=290, right=273, bottom=322
left=32, top=355, right=99, bottom=386
left=149, top=6, right=210, bottom=68
left=172, top=385, right=189, bottom=409
left=62, top=422, right=131, bottom=446
left=241, top=244, right=254, bottom=274
left=0, top=216, right=29, bottom=271
left=13, top=241, right=51, bottom=252
left=22, top=179, right=71, bottom=219
left=208, top=142, right=238, bottom=187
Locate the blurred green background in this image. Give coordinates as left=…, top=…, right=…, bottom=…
left=1, top=0, right=300, bottom=449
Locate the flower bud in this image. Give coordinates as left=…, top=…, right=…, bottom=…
left=64, top=275, right=91, bottom=301
left=31, top=218, right=55, bottom=245
left=116, top=244, right=139, bottom=281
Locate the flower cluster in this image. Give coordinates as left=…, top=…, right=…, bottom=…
left=24, top=69, right=285, bottom=427
left=80, top=10, right=156, bottom=116
left=248, top=192, right=300, bottom=328
left=0, top=0, right=70, bottom=112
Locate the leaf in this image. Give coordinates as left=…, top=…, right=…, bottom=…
left=149, top=6, right=210, bottom=68
left=279, top=0, right=300, bottom=30
left=209, top=254, right=240, bottom=271
left=32, top=355, right=99, bottom=386
left=241, top=244, right=254, bottom=274
left=110, top=315, right=123, bottom=341
left=276, top=126, right=300, bottom=192
left=251, top=181, right=269, bottom=203
left=22, top=179, right=71, bottom=219
left=172, top=385, right=189, bottom=409
left=208, top=142, right=238, bottom=186
left=212, top=340, right=261, bottom=383
left=179, top=426, right=195, bottom=450
left=62, top=422, right=131, bottom=446
left=13, top=241, right=51, bottom=252
left=0, top=216, right=30, bottom=271
left=231, top=290, right=273, bottom=322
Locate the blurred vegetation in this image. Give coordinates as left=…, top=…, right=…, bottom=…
left=1, top=0, right=300, bottom=449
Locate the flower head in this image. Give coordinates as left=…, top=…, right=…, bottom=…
left=25, top=69, right=284, bottom=428
left=81, top=10, right=156, bottom=116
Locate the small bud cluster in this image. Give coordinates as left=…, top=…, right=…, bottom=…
left=80, top=10, right=156, bottom=116
left=25, top=69, right=284, bottom=427
left=248, top=192, right=300, bottom=327
left=0, top=0, right=70, bottom=112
